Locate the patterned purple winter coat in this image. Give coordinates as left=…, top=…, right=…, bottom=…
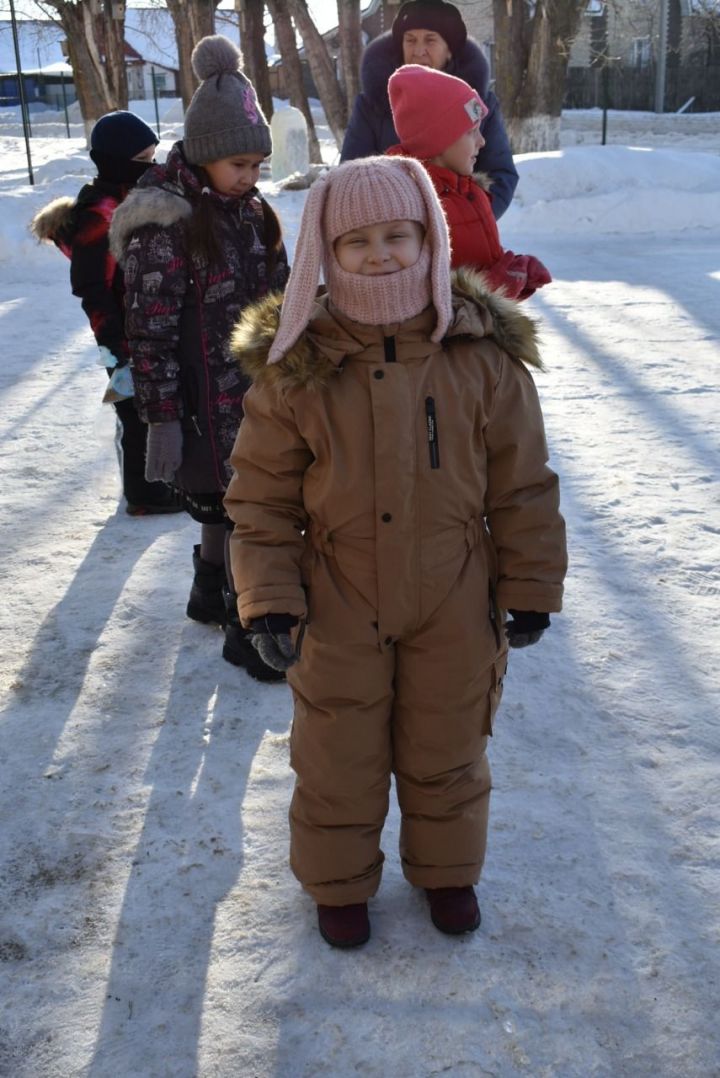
left=109, top=142, right=289, bottom=495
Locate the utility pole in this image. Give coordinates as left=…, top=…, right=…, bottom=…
left=654, top=0, right=670, bottom=112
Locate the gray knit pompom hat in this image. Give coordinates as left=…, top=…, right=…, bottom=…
left=183, top=35, right=271, bottom=164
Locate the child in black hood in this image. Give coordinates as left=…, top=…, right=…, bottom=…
left=31, top=110, right=182, bottom=516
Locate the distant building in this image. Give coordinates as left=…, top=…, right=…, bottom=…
left=0, top=11, right=181, bottom=108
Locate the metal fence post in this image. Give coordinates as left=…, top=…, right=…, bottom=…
left=9, top=0, right=33, bottom=184
left=61, top=71, right=70, bottom=137
left=151, top=67, right=161, bottom=139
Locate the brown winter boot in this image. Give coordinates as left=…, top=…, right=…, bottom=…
left=426, top=887, right=481, bottom=935
left=317, top=903, right=370, bottom=948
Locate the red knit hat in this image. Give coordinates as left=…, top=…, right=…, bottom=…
left=389, top=64, right=488, bottom=160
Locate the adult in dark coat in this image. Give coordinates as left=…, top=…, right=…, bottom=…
left=340, top=0, right=519, bottom=219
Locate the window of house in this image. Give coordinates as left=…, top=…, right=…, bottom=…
left=631, top=37, right=652, bottom=66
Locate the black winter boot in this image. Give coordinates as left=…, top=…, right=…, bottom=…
left=222, top=588, right=286, bottom=682
left=186, top=545, right=226, bottom=626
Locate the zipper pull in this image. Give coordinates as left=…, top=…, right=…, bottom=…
left=191, top=415, right=202, bottom=436
left=425, top=396, right=440, bottom=469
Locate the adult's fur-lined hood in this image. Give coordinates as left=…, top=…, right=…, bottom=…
left=109, top=185, right=191, bottom=263
left=30, top=196, right=75, bottom=244
left=360, top=32, right=490, bottom=111
left=232, top=266, right=542, bottom=392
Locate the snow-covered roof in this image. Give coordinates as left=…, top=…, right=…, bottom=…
left=0, top=9, right=271, bottom=75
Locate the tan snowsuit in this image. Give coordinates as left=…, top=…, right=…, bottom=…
left=224, top=268, right=567, bottom=905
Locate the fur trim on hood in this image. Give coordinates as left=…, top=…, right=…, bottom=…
left=231, top=266, right=542, bottom=392
left=473, top=171, right=493, bottom=193
left=109, top=186, right=191, bottom=263
left=360, top=32, right=490, bottom=112
left=30, top=196, right=75, bottom=244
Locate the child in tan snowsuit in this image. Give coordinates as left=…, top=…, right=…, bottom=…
left=224, top=155, right=567, bottom=948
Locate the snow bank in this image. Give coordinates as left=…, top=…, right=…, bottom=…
left=505, top=146, right=720, bottom=235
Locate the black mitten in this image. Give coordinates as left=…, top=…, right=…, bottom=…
left=248, top=613, right=300, bottom=671
left=505, top=609, right=550, bottom=649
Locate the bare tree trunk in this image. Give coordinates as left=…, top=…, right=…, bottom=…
left=266, top=0, right=322, bottom=163
left=492, top=0, right=586, bottom=152
left=238, top=0, right=273, bottom=119
left=337, top=0, right=362, bottom=110
left=49, top=0, right=114, bottom=136
left=101, top=0, right=129, bottom=109
left=165, top=0, right=219, bottom=110
left=287, top=0, right=347, bottom=147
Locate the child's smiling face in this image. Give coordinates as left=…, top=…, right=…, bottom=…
left=333, top=219, right=425, bottom=276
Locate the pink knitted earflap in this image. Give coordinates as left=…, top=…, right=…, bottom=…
left=267, top=171, right=332, bottom=364
left=395, top=157, right=453, bottom=341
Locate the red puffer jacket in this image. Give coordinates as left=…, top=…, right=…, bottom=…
left=386, top=146, right=552, bottom=301
left=424, top=162, right=503, bottom=270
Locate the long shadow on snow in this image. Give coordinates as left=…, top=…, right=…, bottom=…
left=513, top=231, right=720, bottom=349
left=0, top=520, right=155, bottom=771
left=532, top=293, right=719, bottom=479
left=85, top=629, right=290, bottom=1078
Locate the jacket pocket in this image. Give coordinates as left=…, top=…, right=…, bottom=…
left=485, top=651, right=508, bottom=736
left=180, top=367, right=202, bottom=435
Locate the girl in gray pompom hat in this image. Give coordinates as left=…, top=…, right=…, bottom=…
left=109, top=35, right=291, bottom=682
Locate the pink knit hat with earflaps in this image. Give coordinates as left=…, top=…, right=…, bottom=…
left=389, top=64, right=488, bottom=160
left=267, top=155, right=453, bottom=365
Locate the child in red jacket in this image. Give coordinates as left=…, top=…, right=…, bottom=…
left=387, top=64, right=551, bottom=301
left=30, top=111, right=181, bottom=515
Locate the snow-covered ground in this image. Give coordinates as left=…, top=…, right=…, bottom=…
left=1, top=106, right=719, bottom=1077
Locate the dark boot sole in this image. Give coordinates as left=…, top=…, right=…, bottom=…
left=186, top=598, right=226, bottom=627
left=318, top=925, right=371, bottom=948
left=430, top=911, right=481, bottom=935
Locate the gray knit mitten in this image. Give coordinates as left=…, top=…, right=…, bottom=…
left=145, top=420, right=183, bottom=483
left=249, top=614, right=299, bottom=672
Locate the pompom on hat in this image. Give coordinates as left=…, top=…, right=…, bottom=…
left=389, top=64, right=488, bottom=159
left=391, top=0, right=468, bottom=58
left=267, top=155, right=453, bottom=365
left=183, top=35, right=271, bottom=164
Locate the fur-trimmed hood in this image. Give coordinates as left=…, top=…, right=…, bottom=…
left=30, top=195, right=75, bottom=244
left=108, top=141, right=264, bottom=263
left=360, top=32, right=490, bottom=113
left=231, top=266, right=542, bottom=392
left=108, top=145, right=194, bottom=263
left=30, top=179, right=124, bottom=248
left=109, top=184, right=192, bottom=263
